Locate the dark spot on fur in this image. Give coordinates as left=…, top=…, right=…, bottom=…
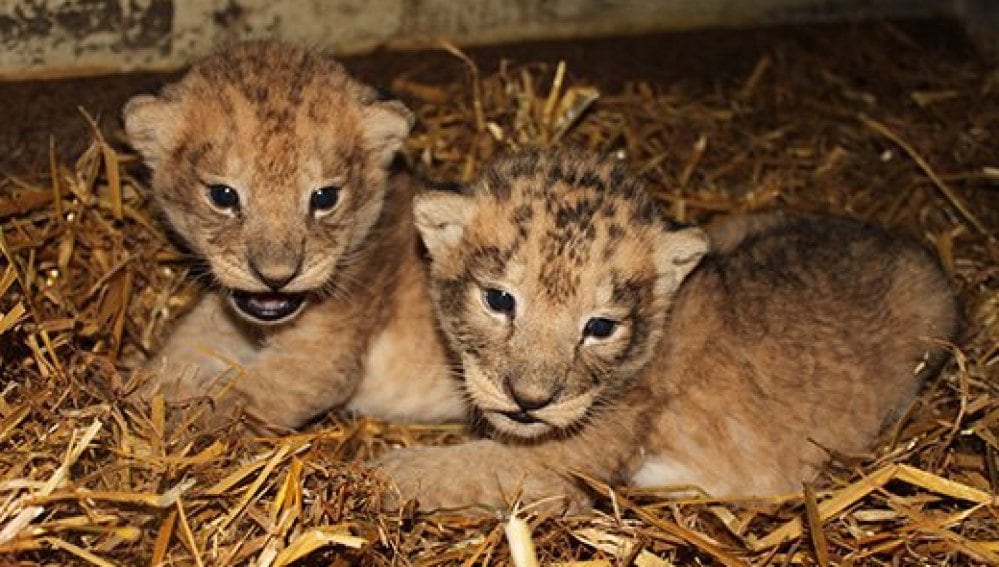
left=307, top=99, right=323, bottom=121
left=561, top=161, right=581, bottom=185
left=512, top=205, right=534, bottom=239
left=437, top=277, right=468, bottom=318
left=190, top=141, right=213, bottom=165
left=175, top=140, right=216, bottom=170
left=607, top=223, right=625, bottom=240
left=170, top=140, right=190, bottom=165
left=459, top=339, right=481, bottom=359
left=246, top=84, right=269, bottom=103
left=617, top=305, right=652, bottom=364
left=217, top=94, right=235, bottom=117
left=610, top=166, right=626, bottom=188
left=555, top=207, right=574, bottom=229
left=485, top=167, right=512, bottom=201
left=554, top=200, right=596, bottom=229
left=506, top=151, right=540, bottom=180
left=578, top=171, right=606, bottom=192
left=262, top=107, right=291, bottom=125
left=468, top=244, right=518, bottom=279
left=546, top=162, right=565, bottom=186
left=602, top=240, right=618, bottom=261
left=611, top=276, right=646, bottom=304
left=634, top=198, right=661, bottom=226
left=512, top=204, right=533, bottom=224
left=539, top=264, right=580, bottom=300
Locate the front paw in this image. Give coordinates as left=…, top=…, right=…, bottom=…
left=372, top=446, right=488, bottom=512
left=372, top=445, right=590, bottom=514
left=137, top=351, right=241, bottom=401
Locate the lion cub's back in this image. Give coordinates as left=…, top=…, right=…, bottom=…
left=710, top=212, right=958, bottom=367
left=643, top=213, right=959, bottom=496
left=708, top=213, right=957, bottom=403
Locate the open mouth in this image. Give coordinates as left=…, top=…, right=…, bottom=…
left=230, top=291, right=307, bottom=323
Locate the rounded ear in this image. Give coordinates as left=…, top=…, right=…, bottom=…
left=414, top=191, right=475, bottom=260
left=122, top=94, right=178, bottom=170
left=653, top=226, right=709, bottom=293
left=360, top=98, right=414, bottom=166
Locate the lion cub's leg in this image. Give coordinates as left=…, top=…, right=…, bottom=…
left=140, top=296, right=364, bottom=431
left=222, top=305, right=368, bottom=430
left=140, top=294, right=260, bottom=403
left=374, top=440, right=593, bottom=513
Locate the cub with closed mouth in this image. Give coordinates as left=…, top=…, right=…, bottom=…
left=374, top=149, right=959, bottom=511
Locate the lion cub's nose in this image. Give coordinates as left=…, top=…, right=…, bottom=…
left=251, top=260, right=300, bottom=291
left=505, top=378, right=559, bottom=412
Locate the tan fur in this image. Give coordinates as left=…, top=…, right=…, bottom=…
left=125, top=41, right=463, bottom=430
left=374, top=150, right=959, bottom=512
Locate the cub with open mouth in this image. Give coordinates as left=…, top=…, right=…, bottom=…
left=125, top=41, right=464, bottom=430
left=373, top=149, right=959, bottom=512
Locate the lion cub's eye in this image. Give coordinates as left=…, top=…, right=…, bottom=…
left=483, top=288, right=516, bottom=316
left=207, top=184, right=240, bottom=211
left=583, top=317, right=618, bottom=339
left=310, top=186, right=340, bottom=214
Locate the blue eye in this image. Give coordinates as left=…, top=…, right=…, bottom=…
left=207, top=184, right=239, bottom=210
left=483, top=288, right=516, bottom=315
left=583, top=317, right=617, bottom=339
left=310, top=186, right=340, bottom=213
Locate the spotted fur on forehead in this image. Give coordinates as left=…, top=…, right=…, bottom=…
left=473, top=150, right=681, bottom=227
left=160, top=41, right=371, bottom=185
left=465, top=150, right=674, bottom=299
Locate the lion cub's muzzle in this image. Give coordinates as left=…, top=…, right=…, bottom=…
left=481, top=375, right=597, bottom=438
left=500, top=379, right=559, bottom=424
left=227, top=248, right=311, bottom=324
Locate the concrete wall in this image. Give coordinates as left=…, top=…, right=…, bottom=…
left=0, top=0, right=957, bottom=80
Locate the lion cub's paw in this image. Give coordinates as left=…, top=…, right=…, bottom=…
left=372, top=445, right=589, bottom=515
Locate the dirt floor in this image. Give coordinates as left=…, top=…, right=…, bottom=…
left=0, top=19, right=983, bottom=176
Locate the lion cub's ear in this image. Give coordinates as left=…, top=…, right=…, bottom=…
left=122, top=94, right=179, bottom=171
left=360, top=99, right=414, bottom=166
left=414, top=192, right=476, bottom=260
left=652, top=226, right=709, bottom=294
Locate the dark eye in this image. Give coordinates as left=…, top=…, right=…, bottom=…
left=483, top=288, right=516, bottom=316
left=207, top=184, right=239, bottom=211
left=583, top=317, right=618, bottom=339
left=310, top=186, right=340, bottom=213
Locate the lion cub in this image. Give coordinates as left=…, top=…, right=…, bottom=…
left=375, top=149, right=959, bottom=511
left=124, top=41, right=463, bottom=430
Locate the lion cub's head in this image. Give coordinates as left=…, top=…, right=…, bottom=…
left=124, top=41, right=412, bottom=324
left=416, top=150, right=707, bottom=439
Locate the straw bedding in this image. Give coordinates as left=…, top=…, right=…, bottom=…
left=0, top=24, right=997, bottom=566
